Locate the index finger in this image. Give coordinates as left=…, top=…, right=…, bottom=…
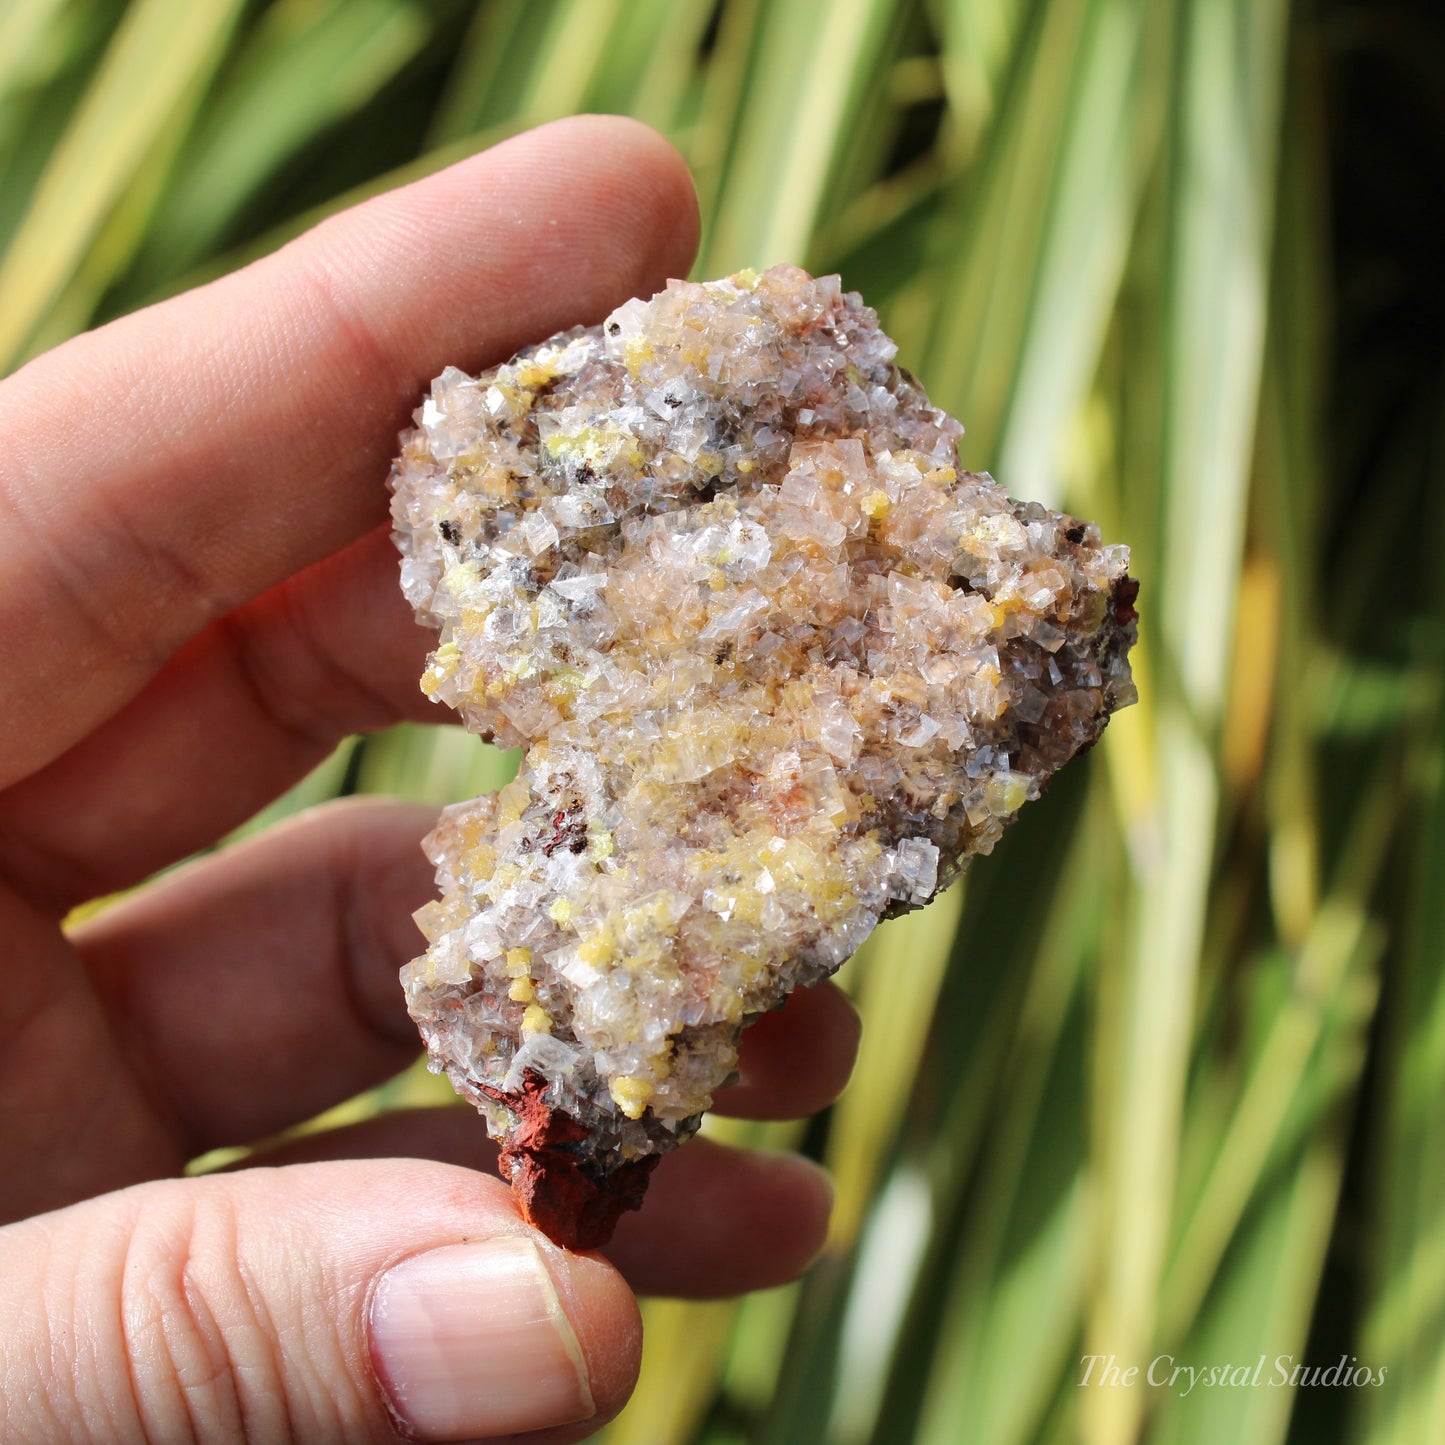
left=0, top=115, right=699, bottom=790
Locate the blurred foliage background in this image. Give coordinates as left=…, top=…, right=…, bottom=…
left=5, top=0, right=1444, bottom=1441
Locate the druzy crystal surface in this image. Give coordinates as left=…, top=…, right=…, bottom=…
left=390, top=265, right=1136, bottom=1247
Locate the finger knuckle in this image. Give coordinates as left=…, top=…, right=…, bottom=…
left=119, top=1191, right=283, bottom=1443
left=115, top=1180, right=387, bottom=1443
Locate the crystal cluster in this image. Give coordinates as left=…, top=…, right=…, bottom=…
left=390, top=266, right=1136, bottom=1247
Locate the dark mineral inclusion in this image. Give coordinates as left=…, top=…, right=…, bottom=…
left=389, top=265, right=1138, bottom=1248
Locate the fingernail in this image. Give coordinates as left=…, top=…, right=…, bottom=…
left=370, top=1236, right=596, bottom=1441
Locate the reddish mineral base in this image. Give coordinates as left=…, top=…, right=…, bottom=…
left=477, top=1072, right=659, bottom=1250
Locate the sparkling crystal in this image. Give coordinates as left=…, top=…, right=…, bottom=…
left=389, top=265, right=1138, bottom=1247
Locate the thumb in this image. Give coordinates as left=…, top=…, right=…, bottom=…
left=0, top=1159, right=639, bottom=1444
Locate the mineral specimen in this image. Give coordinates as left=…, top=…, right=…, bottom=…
left=390, top=265, right=1136, bottom=1248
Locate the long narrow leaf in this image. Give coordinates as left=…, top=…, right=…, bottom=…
left=0, top=0, right=245, bottom=368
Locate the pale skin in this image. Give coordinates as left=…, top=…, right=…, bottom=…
left=0, top=117, right=860, bottom=1443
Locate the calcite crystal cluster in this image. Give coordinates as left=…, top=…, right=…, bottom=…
left=390, top=265, right=1136, bottom=1247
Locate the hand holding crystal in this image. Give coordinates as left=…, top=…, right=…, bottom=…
left=0, top=118, right=853, bottom=1444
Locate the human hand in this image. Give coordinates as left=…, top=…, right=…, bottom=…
left=0, top=116, right=859, bottom=1443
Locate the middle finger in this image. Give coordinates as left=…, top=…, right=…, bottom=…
left=71, top=800, right=862, bottom=1159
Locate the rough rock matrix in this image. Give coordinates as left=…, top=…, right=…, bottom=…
left=390, top=265, right=1137, bottom=1247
